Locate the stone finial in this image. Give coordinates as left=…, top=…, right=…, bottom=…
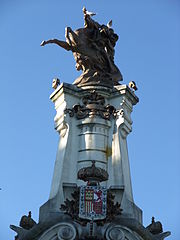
left=19, top=211, right=36, bottom=230
left=129, top=81, right=138, bottom=91
left=146, top=216, right=163, bottom=235
left=52, top=78, right=60, bottom=89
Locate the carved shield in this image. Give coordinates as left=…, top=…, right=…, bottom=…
left=79, top=186, right=107, bottom=220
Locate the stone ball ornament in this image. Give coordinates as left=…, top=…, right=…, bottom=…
left=52, top=78, right=60, bottom=89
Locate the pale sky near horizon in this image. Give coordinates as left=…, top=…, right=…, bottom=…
left=0, top=0, right=180, bottom=239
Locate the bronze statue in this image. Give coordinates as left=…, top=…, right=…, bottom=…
left=41, top=7, right=123, bottom=88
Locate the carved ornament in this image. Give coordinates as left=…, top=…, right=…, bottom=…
left=60, top=188, right=122, bottom=226
left=77, top=160, right=109, bottom=183
left=65, top=91, right=117, bottom=120
left=19, top=211, right=36, bottom=230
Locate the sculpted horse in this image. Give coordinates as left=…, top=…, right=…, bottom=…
left=41, top=8, right=122, bottom=87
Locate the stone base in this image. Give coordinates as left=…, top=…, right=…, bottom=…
left=10, top=83, right=170, bottom=239
left=10, top=212, right=170, bottom=240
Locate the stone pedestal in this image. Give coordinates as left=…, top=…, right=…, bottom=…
left=39, top=82, right=141, bottom=223
left=10, top=83, right=171, bottom=240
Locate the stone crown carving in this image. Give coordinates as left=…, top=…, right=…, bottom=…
left=77, top=160, right=109, bottom=183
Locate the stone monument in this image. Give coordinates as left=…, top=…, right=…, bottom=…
left=10, top=8, right=171, bottom=240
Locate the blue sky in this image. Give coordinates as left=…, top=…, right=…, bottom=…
left=0, top=0, right=179, bottom=239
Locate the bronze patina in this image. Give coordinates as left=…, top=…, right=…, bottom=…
left=41, top=7, right=123, bottom=88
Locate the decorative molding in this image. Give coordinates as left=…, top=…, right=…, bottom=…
left=77, top=160, right=109, bottom=183
left=57, top=223, right=76, bottom=240
left=106, top=226, right=125, bottom=240
left=38, top=223, right=76, bottom=240
left=105, top=191, right=122, bottom=223
left=65, top=91, right=118, bottom=120
left=60, top=188, right=88, bottom=225
left=59, top=121, right=68, bottom=137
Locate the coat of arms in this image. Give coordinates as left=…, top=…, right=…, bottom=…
left=79, top=185, right=107, bottom=220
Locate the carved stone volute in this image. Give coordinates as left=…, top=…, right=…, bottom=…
left=65, top=91, right=117, bottom=120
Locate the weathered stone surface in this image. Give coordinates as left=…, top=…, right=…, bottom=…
left=39, top=83, right=140, bottom=221
left=10, top=81, right=171, bottom=239
left=10, top=215, right=171, bottom=240
left=10, top=6, right=171, bottom=239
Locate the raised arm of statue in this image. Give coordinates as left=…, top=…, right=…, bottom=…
left=40, top=39, right=72, bottom=51
left=40, top=7, right=123, bottom=87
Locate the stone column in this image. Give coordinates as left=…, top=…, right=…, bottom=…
left=107, top=85, right=142, bottom=222
left=107, top=85, right=138, bottom=199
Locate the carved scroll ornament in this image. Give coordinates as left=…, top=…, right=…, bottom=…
left=65, top=91, right=117, bottom=120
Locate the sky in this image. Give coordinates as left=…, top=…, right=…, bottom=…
left=0, top=0, right=179, bottom=239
